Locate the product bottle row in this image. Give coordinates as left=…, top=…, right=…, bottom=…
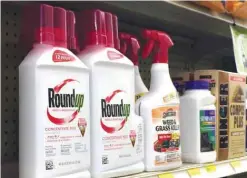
left=18, top=3, right=247, bottom=178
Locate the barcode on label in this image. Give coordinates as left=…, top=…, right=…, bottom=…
left=102, top=155, right=109, bottom=165
left=45, top=160, right=54, bottom=170
left=155, top=155, right=161, bottom=162
left=155, top=155, right=167, bottom=163
left=167, top=153, right=177, bottom=161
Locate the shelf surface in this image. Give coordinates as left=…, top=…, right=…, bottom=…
left=102, top=1, right=247, bottom=38
left=119, top=155, right=247, bottom=178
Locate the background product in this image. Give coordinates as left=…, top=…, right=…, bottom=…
left=77, top=9, right=144, bottom=178
left=225, top=1, right=247, bottom=20
left=180, top=80, right=216, bottom=163
left=230, top=25, right=247, bottom=75
left=19, top=4, right=90, bottom=178
left=195, top=70, right=246, bottom=161
left=137, top=29, right=181, bottom=171
left=119, top=32, right=148, bottom=102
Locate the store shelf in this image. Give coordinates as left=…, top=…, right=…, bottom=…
left=120, top=156, right=247, bottom=178
left=101, top=1, right=246, bottom=38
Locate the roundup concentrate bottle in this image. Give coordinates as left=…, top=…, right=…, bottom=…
left=77, top=10, right=144, bottom=178
left=136, top=30, right=182, bottom=171
left=119, top=32, right=148, bottom=103
left=19, top=5, right=90, bottom=178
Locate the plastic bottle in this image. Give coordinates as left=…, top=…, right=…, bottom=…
left=180, top=80, right=216, bottom=163
left=119, top=32, right=148, bottom=102
left=136, top=29, right=182, bottom=171
left=19, top=5, right=90, bottom=178
left=77, top=10, right=144, bottom=178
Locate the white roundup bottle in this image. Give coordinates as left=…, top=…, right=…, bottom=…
left=180, top=80, right=216, bottom=163
left=19, top=5, right=90, bottom=178
left=77, top=10, right=144, bottom=178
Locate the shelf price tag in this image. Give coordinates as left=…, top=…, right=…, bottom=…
left=205, top=164, right=216, bottom=173
left=230, top=160, right=241, bottom=172
left=158, top=173, right=174, bottom=178
left=187, top=168, right=201, bottom=177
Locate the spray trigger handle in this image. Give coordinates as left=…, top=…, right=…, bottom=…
left=119, top=32, right=140, bottom=65
left=142, top=29, right=173, bottom=64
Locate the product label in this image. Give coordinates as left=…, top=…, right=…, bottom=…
left=200, top=110, right=216, bottom=152
left=152, top=106, right=180, bottom=166
left=135, top=92, right=146, bottom=102
left=52, top=50, right=75, bottom=62
left=44, top=77, right=89, bottom=173
left=100, top=89, right=142, bottom=168
left=228, top=75, right=246, bottom=158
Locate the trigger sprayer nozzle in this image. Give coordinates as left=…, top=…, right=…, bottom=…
left=119, top=32, right=140, bottom=65
left=142, top=29, right=173, bottom=64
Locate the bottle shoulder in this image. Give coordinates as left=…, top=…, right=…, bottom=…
left=77, top=47, right=133, bottom=67
left=20, top=46, right=89, bottom=70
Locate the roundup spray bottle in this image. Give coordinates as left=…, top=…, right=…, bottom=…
left=136, top=30, right=182, bottom=171
left=119, top=32, right=148, bottom=103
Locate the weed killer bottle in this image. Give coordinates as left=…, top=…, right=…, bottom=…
left=136, top=30, right=182, bottom=171
left=19, top=4, right=90, bottom=178
left=77, top=9, right=144, bottom=178
left=119, top=32, right=148, bottom=103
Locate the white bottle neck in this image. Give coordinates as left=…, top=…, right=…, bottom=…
left=149, top=63, right=172, bottom=92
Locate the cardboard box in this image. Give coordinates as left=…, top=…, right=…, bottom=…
left=194, top=70, right=246, bottom=161
left=172, top=72, right=194, bottom=96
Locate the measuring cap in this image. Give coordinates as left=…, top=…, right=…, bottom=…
left=54, top=7, right=67, bottom=48
left=112, top=14, right=120, bottom=50
left=21, top=4, right=54, bottom=46
left=79, top=9, right=107, bottom=47
left=142, top=29, right=173, bottom=64
left=105, top=12, right=114, bottom=48
left=67, top=10, right=78, bottom=52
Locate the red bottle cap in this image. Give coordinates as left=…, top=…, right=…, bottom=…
left=67, top=10, right=78, bottom=52
left=21, top=4, right=54, bottom=47
left=112, top=14, right=120, bottom=50
left=80, top=9, right=107, bottom=48
left=54, top=7, right=67, bottom=48
left=142, top=29, right=173, bottom=64
left=105, top=12, right=114, bottom=48
left=119, top=32, right=140, bottom=65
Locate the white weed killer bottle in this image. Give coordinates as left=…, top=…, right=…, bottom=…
left=119, top=32, right=148, bottom=103
left=77, top=10, right=144, bottom=178
left=136, top=30, right=182, bottom=171
left=19, top=5, right=90, bottom=178
left=180, top=80, right=216, bottom=163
